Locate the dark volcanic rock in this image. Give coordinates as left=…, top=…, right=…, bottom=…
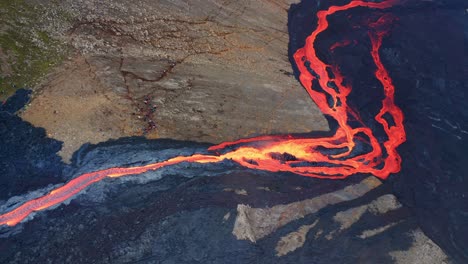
left=0, top=0, right=465, bottom=263
left=0, top=89, right=31, bottom=114
left=0, top=90, right=64, bottom=200
left=288, top=0, right=467, bottom=262
left=0, top=138, right=437, bottom=263
left=386, top=6, right=468, bottom=263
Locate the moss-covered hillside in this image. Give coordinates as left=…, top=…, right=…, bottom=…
left=0, top=0, right=69, bottom=100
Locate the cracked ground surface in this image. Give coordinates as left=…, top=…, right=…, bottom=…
left=19, top=0, right=329, bottom=161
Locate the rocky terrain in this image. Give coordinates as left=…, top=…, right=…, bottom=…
left=0, top=112, right=450, bottom=263
left=289, top=0, right=467, bottom=261
left=0, top=0, right=467, bottom=263
left=1, top=0, right=329, bottom=161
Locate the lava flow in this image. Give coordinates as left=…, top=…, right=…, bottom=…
left=0, top=0, right=405, bottom=227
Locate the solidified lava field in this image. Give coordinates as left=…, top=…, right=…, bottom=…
left=0, top=0, right=467, bottom=263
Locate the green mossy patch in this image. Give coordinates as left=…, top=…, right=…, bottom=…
left=0, top=0, right=69, bottom=100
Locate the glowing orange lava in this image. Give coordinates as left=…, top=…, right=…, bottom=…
left=0, top=0, right=405, bottom=227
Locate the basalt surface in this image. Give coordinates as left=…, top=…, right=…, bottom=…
left=289, top=0, right=467, bottom=262
left=0, top=119, right=450, bottom=263
left=0, top=0, right=466, bottom=263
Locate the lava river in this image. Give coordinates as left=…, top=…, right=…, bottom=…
left=0, top=0, right=405, bottom=227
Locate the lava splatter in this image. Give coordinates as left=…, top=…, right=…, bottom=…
left=0, top=0, right=405, bottom=227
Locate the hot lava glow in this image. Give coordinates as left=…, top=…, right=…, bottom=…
left=0, top=0, right=405, bottom=227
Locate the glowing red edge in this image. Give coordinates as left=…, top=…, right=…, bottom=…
left=0, top=0, right=405, bottom=227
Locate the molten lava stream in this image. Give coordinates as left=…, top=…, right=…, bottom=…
left=0, top=0, right=405, bottom=227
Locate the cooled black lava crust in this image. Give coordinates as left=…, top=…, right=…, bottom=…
left=288, top=0, right=467, bottom=262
